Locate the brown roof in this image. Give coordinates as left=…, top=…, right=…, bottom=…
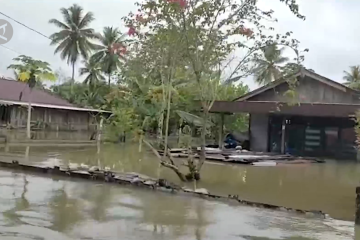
left=234, top=68, right=360, bottom=102
left=210, top=101, right=360, bottom=117
left=0, top=78, right=73, bottom=107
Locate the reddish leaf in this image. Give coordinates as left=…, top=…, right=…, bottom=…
left=167, top=0, right=187, bottom=8
left=128, top=26, right=137, bottom=36
left=239, top=27, right=253, bottom=37
left=178, top=0, right=187, bottom=8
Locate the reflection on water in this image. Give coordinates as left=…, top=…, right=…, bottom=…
left=0, top=169, right=354, bottom=240
left=1, top=143, right=357, bottom=221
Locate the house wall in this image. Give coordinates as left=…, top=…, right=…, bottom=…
left=248, top=76, right=360, bottom=104
left=249, top=113, right=269, bottom=152
left=9, top=106, right=95, bottom=131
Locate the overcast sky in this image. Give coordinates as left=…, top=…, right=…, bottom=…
left=1, top=0, right=359, bottom=89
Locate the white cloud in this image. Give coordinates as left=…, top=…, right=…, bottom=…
left=0, top=0, right=359, bottom=89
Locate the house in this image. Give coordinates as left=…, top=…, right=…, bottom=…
left=0, top=78, right=109, bottom=131
left=211, top=69, right=360, bottom=159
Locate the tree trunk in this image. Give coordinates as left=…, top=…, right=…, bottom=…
left=71, top=62, right=75, bottom=96
left=197, top=106, right=208, bottom=172
left=108, top=73, right=111, bottom=87
left=163, top=81, right=172, bottom=158
left=71, top=62, right=75, bottom=82
left=26, top=89, right=32, bottom=139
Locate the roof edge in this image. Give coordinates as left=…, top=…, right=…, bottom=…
left=233, top=69, right=360, bottom=102
left=0, top=100, right=111, bottom=113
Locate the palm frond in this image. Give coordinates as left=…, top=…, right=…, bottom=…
left=79, top=12, right=95, bottom=29
left=60, top=7, right=72, bottom=26
left=176, top=110, right=213, bottom=127
left=69, top=4, right=83, bottom=26
left=274, top=57, right=289, bottom=64
left=49, top=19, right=70, bottom=30
left=54, top=38, right=71, bottom=55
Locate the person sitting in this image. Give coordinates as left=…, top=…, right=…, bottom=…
left=224, top=133, right=238, bottom=149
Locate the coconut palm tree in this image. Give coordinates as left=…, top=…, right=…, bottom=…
left=49, top=4, right=99, bottom=82
left=91, top=27, right=126, bottom=86
left=253, top=44, right=289, bottom=85
left=79, top=59, right=105, bottom=89
left=7, top=55, right=56, bottom=139
left=343, top=66, right=360, bottom=90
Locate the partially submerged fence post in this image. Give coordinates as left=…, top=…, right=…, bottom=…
left=356, top=187, right=360, bottom=225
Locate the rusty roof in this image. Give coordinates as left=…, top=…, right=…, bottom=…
left=0, top=78, right=74, bottom=107
left=210, top=101, right=360, bottom=117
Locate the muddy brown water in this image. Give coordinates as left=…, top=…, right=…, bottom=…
left=0, top=143, right=357, bottom=239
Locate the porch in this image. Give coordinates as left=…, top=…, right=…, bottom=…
left=211, top=101, right=360, bottom=160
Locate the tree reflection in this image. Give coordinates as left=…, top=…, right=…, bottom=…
left=80, top=184, right=113, bottom=222
left=2, top=175, right=30, bottom=225
left=137, top=193, right=210, bottom=239
left=49, top=182, right=83, bottom=232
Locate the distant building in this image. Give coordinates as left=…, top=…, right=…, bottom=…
left=0, top=78, right=109, bottom=131
left=211, top=69, right=360, bottom=159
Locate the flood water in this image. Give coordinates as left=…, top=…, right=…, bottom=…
left=0, top=143, right=358, bottom=239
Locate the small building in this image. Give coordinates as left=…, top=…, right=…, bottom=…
left=0, top=78, right=109, bottom=131
left=211, top=69, right=360, bottom=159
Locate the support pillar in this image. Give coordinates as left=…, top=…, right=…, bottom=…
left=356, top=187, right=360, bottom=225
left=97, top=118, right=104, bottom=143
left=281, top=117, right=286, bottom=154
left=218, top=113, right=224, bottom=149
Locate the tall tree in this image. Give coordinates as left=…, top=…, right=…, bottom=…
left=123, top=0, right=306, bottom=182
left=91, top=27, right=126, bottom=86
left=343, top=66, right=360, bottom=90
left=79, top=59, right=105, bottom=89
left=253, top=44, right=289, bottom=85
left=49, top=4, right=99, bottom=82
left=7, top=55, right=56, bottom=139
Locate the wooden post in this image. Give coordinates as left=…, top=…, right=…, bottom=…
left=356, top=187, right=360, bottom=225
left=281, top=117, right=286, bottom=154
left=218, top=113, right=224, bottom=149
left=97, top=118, right=103, bottom=143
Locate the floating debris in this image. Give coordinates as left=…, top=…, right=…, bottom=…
left=160, top=148, right=325, bottom=165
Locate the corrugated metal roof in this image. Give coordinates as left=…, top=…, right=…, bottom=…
left=0, top=78, right=108, bottom=113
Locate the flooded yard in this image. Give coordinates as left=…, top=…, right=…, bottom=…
left=0, top=143, right=358, bottom=239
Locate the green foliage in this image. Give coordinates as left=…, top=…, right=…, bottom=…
left=176, top=110, right=212, bottom=128
left=49, top=4, right=99, bottom=79
left=343, top=66, right=360, bottom=90
left=354, top=111, right=360, bottom=150
left=215, top=82, right=249, bottom=134
left=91, top=27, right=126, bottom=85
left=104, top=107, right=138, bottom=141
left=7, top=55, right=56, bottom=88
left=79, top=58, right=105, bottom=88
left=51, top=81, right=108, bottom=109
left=253, top=44, right=289, bottom=85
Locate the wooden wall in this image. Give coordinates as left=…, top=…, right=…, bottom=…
left=9, top=106, right=97, bottom=131
left=248, top=76, right=360, bottom=104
